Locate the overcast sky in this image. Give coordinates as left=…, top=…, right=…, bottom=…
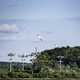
left=0, top=0, right=80, bottom=62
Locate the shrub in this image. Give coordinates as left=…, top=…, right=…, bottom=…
left=8, top=72, right=32, bottom=78
left=0, top=73, right=8, bottom=78
left=8, top=72, right=17, bottom=78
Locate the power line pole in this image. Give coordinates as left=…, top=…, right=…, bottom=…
left=8, top=53, right=15, bottom=72
left=18, top=54, right=26, bottom=71
left=57, top=56, right=64, bottom=72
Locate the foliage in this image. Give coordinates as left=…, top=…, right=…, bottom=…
left=31, top=46, right=80, bottom=78
left=0, top=46, right=80, bottom=78
left=34, top=46, right=80, bottom=68
left=8, top=72, right=32, bottom=78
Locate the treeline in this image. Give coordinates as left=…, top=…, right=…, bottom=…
left=0, top=46, right=80, bottom=78
left=34, top=46, right=80, bottom=68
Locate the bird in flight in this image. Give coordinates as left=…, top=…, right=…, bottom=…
left=36, top=34, right=44, bottom=41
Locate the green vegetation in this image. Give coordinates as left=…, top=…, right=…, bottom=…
left=0, top=46, right=80, bottom=79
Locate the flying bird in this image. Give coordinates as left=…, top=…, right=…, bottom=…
left=36, top=34, right=44, bottom=41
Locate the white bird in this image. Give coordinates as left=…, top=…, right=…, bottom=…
left=36, top=34, right=44, bottom=41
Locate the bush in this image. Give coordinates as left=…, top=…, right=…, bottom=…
left=18, top=72, right=32, bottom=78
left=8, top=72, right=17, bottom=78
left=0, top=73, right=8, bottom=78
left=8, top=72, right=32, bottom=78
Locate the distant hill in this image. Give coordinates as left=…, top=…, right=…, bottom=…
left=33, top=46, right=80, bottom=68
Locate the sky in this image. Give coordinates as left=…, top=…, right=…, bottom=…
left=0, top=0, right=80, bottom=62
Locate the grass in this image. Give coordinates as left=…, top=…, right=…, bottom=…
left=0, top=78, right=80, bottom=80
